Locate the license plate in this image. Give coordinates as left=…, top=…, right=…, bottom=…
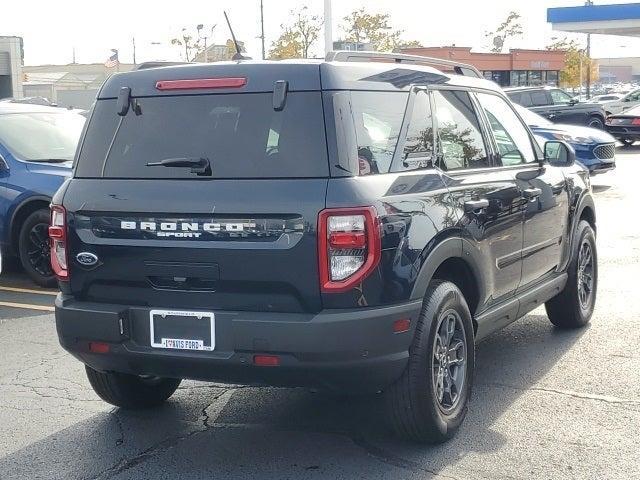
left=149, top=309, right=215, bottom=351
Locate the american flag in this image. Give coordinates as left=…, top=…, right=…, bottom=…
left=104, top=49, right=119, bottom=68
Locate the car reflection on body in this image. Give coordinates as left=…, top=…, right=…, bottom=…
left=514, top=104, right=616, bottom=175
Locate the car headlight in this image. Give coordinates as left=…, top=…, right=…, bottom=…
left=551, top=133, right=593, bottom=144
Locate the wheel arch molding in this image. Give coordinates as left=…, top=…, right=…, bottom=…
left=8, top=195, right=52, bottom=253
left=410, top=236, right=487, bottom=319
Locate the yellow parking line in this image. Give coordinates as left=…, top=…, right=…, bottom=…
left=0, top=301, right=55, bottom=312
left=0, top=286, right=58, bottom=296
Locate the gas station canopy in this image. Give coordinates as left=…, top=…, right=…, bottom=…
left=548, top=3, right=640, bottom=36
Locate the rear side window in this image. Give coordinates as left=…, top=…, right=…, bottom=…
left=349, top=91, right=408, bottom=175
left=432, top=90, right=489, bottom=171
left=75, top=92, right=328, bottom=178
left=530, top=91, right=549, bottom=107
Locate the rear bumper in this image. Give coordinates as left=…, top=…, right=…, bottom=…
left=55, top=295, right=422, bottom=393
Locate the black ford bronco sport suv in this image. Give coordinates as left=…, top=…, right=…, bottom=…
left=53, top=51, right=597, bottom=443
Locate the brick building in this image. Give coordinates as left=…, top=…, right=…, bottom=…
left=400, top=46, right=567, bottom=87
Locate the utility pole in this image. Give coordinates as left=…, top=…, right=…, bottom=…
left=260, top=0, right=266, bottom=60
left=585, top=0, right=593, bottom=99
left=72, top=47, right=76, bottom=64
left=132, top=37, right=136, bottom=65
left=324, top=0, right=332, bottom=56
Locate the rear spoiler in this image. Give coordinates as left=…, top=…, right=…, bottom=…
left=134, top=61, right=192, bottom=71
left=325, top=50, right=483, bottom=79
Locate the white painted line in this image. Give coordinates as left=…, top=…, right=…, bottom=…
left=0, top=301, right=55, bottom=312
left=0, top=286, right=58, bottom=296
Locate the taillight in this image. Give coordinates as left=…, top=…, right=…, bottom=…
left=49, top=205, right=68, bottom=280
left=632, top=118, right=640, bottom=126
left=318, top=207, right=381, bottom=293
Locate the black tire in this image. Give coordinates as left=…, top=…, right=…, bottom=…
left=588, top=116, right=604, bottom=130
left=545, top=220, right=597, bottom=329
left=18, top=209, right=56, bottom=288
left=85, top=366, right=181, bottom=409
left=620, top=138, right=635, bottom=147
left=386, top=280, right=475, bottom=443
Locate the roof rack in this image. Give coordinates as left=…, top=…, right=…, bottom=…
left=325, top=50, right=482, bottom=79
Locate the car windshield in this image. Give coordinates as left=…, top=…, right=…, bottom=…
left=0, top=111, right=85, bottom=162
left=513, top=104, right=553, bottom=127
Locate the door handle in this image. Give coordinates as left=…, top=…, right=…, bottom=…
left=464, top=198, right=489, bottom=213
left=523, top=187, right=542, bottom=199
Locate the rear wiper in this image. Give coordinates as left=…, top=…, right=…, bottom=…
left=146, top=157, right=211, bottom=176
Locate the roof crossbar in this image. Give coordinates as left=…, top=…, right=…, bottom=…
left=325, top=50, right=482, bottom=78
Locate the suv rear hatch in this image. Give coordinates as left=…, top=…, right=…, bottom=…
left=62, top=64, right=329, bottom=313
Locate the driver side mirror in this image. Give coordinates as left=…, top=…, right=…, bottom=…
left=569, top=96, right=579, bottom=105
left=544, top=140, right=576, bottom=167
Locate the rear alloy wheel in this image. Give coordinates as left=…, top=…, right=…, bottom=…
left=386, top=280, right=475, bottom=443
left=546, top=220, right=597, bottom=328
left=588, top=116, right=604, bottom=129
left=18, top=209, right=56, bottom=288
left=86, top=366, right=181, bottom=409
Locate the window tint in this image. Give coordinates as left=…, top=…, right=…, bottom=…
left=76, top=92, right=328, bottom=179
left=530, top=91, right=549, bottom=106
left=477, top=92, right=536, bottom=166
left=550, top=89, right=573, bottom=104
left=400, top=90, right=434, bottom=170
left=432, top=90, right=489, bottom=171
left=350, top=91, right=407, bottom=175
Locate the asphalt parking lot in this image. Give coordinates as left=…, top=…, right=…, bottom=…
left=1, top=151, right=639, bottom=480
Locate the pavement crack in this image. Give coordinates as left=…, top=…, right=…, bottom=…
left=348, top=434, right=460, bottom=480
left=86, top=388, right=236, bottom=480
left=482, top=382, right=640, bottom=407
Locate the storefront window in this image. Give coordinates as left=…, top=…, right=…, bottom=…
left=528, top=71, right=543, bottom=85
left=546, top=71, right=559, bottom=86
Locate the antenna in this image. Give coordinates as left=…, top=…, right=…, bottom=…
left=223, top=11, right=249, bottom=60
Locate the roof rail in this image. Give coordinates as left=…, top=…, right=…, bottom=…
left=325, top=50, right=483, bottom=79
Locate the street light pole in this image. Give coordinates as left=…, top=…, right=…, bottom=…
left=324, top=0, right=332, bottom=56
left=585, top=0, right=593, bottom=99
left=260, top=0, right=266, bottom=60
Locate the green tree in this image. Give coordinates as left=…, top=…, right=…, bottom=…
left=170, top=27, right=204, bottom=62
left=269, top=7, right=323, bottom=60
left=547, top=37, right=598, bottom=89
left=485, top=11, right=523, bottom=53
left=341, top=8, right=422, bottom=52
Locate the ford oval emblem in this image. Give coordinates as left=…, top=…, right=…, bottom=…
left=76, top=252, right=99, bottom=267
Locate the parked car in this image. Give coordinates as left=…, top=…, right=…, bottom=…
left=505, top=86, right=606, bottom=129
left=53, top=52, right=597, bottom=443
left=514, top=104, right=616, bottom=175
left=605, top=104, right=640, bottom=146
left=593, top=93, right=623, bottom=104
left=599, top=88, right=640, bottom=116
left=0, top=103, right=85, bottom=286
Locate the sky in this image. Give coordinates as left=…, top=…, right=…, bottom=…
left=2, top=0, right=640, bottom=66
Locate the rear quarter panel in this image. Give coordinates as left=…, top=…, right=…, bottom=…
left=323, top=170, right=456, bottom=309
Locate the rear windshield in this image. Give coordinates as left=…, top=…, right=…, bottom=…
left=75, top=92, right=328, bottom=179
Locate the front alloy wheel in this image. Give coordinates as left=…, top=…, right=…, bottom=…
left=577, top=240, right=595, bottom=309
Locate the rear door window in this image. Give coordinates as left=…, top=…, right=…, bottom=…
left=477, top=92, right=536, bottom=166
left=432, top=90, right=489, bottom=171
left=75, top=92, right=328, bottom=178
